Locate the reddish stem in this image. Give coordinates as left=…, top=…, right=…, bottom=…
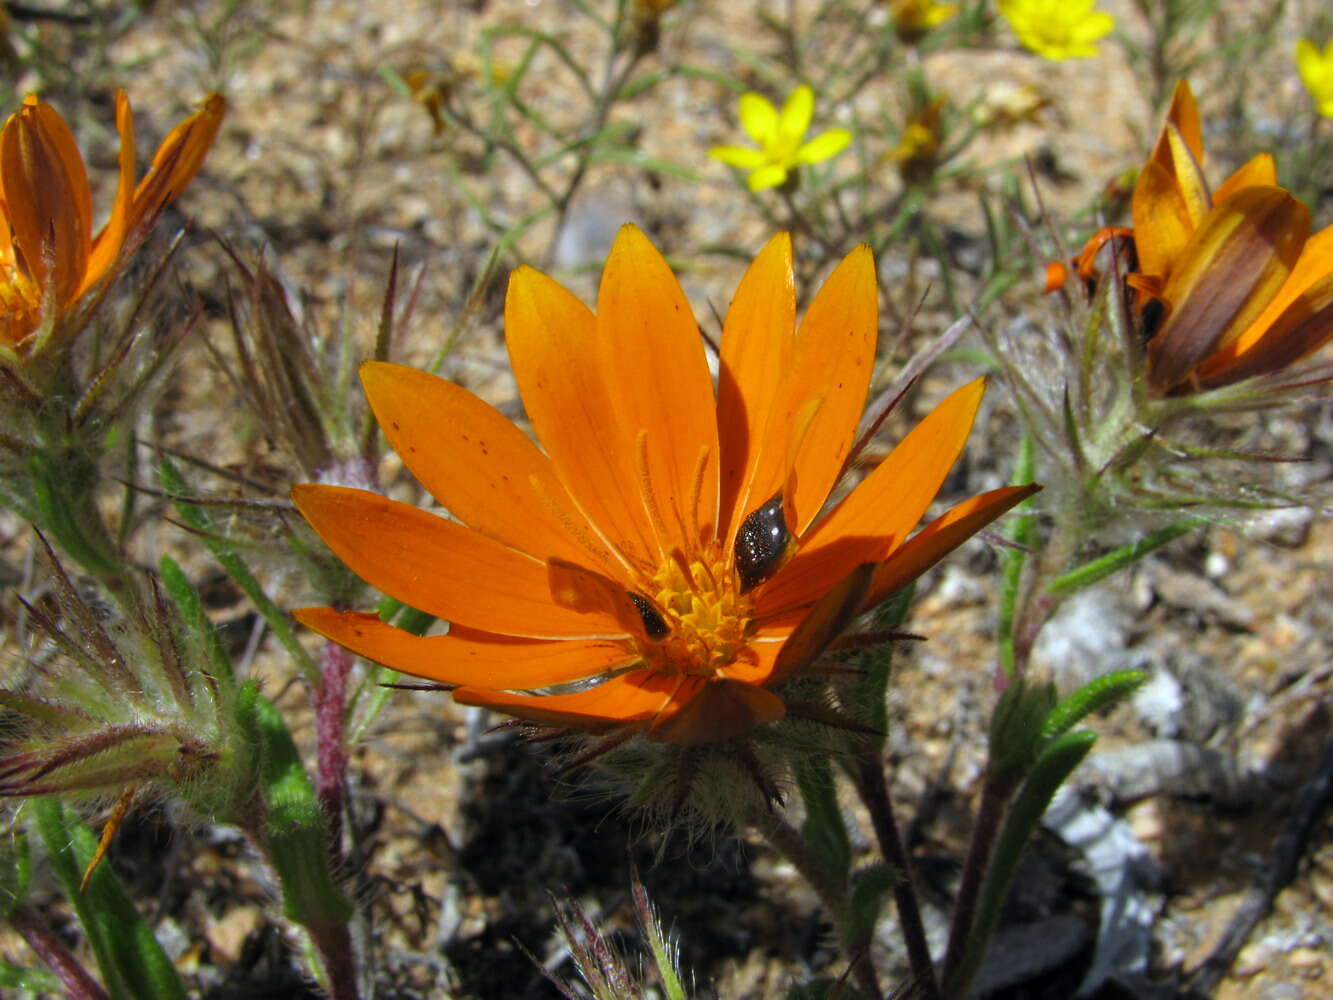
left=10, top=905, right=111, bottom=1000
left=314, top=640, right=354, bottom=859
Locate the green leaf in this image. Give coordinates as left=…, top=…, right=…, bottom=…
left=34, top=799, right=187, bottom=1000
left=1040, top=669, right=1147, bottom=747
left=988, top=679, right=1057, bottom=778
left=0, top=961, right=61, bottom=992
left=1045, top=517, right=1206, bottom=598
left=946, top=730, right=1097, bottom=995
left=796, top=756, right=851, bottom=880
left=846, top=863, right=897, bottom=945
left=851, top=584, right=913, bottom=739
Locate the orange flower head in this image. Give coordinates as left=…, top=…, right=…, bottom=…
left=0, top=91, right=225, bottom=359
left=294, top=226, right=1035, bottom=747
left=1054, top=81, right=1333, bottom=394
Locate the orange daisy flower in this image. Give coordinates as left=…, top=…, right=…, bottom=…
left=293, top=226, right=1035, bottom=746
left=1054, top=81, right=1333, bottom=395
left=0, top=90, right=225, bottom=357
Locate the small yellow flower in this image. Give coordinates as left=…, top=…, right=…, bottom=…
left=710, top=85, right=851, bottom=191
left=887, top=0, right=957, bottom=46
left=1296, top=38, right=1333, bottom=117
left=998, top=0, right=1114, bottom=61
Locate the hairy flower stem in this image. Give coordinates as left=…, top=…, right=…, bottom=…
left=750, top=807, right=882, bottom=1000
left=10, top=904, right=111, bottom=1000
left=314, top=639, right=354, bottom=859
left=1009, top=508, right=1081, bottom=680
left=939, top=767, right=1019, bottom=990
left=855, top=756, right=940, bottom=1000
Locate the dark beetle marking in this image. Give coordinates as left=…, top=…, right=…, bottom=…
left=735, top=492, right=790, bottom=592
left=629, top=592, right=669, bottom=640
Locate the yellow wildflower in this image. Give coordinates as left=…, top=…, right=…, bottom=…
left=710, top=86, right=851, bottom=191
left=998, top=0, right=1114, bottom=61
left=1296, top=38, right=1333, bottom=117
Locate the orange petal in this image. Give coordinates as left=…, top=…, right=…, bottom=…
left=1148, top=186, right=1309, bottom=392
left=1195, top=225, right=1333, bottom=387
left=1132, top=159, right=1197, bottom=282
left=717, top=232, right=795, bottom=548
left=81, top=91, right=135, bottom=296
left=596, top=224, right=720, bottom=552
left=547, top=557, right=653, bottom=639
left=453, top=669, right=696, bottom=730
left=647, top=678, right=785, bottom=744
left=755, top=378, right=986, bottom=616
left=128, top=94, right=225, bottom=239
left=864, top=484, right=1040, bottom=608
left=774, top=244, right=878, bottom=535
left=292, top=484, right=630, bottom=639
left=767, top=563, right=874, bottom=686
left=1161, top=80, right=1204, bottom=166
left=293, top=607, right=637, bottom=688
left=1213, top=152, right=1276, bottom=205
left=1, top=96, right=92, bottom=303
left=505, top=265, right=657, bottom=570
left=360, top=360, right=616, bottom=573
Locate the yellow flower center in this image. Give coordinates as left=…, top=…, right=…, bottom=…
left=635, top=541, right=753, bottom=678
left=0, top=259, right=40, bottom=349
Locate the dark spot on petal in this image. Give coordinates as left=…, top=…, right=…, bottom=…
left=735, top=492, right=790, bottom=592
left=629, top=592, right=669, bottom=640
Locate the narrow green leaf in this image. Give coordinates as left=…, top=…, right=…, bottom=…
left=846, top=862, right=897, bottom=945
left=34, top=799, right=187, bottom=1000
left=1040, top=669, right=1147, bottom=746
left=796, top=756, right=851, bottom=880
left=946, top=730, right=1097, bottom=995
left=1045, top=517, right=1206, bottom=598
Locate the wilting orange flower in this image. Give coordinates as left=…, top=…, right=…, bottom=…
left=1057, top=81, right=1333, bottom=394
left=0, top=91, right=225, bottom=357
left=294, top=226, right=1034, bottom=746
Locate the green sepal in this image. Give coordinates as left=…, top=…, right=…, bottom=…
left=159, top=555, right=233, bottom=685
left=233, top=686, right=352, bottom=928
left=33, top=799, right=187, bottom=1000
left=1040, top=669, right=1147, bottom=747
left=796, top=755, right=851, bottom=880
